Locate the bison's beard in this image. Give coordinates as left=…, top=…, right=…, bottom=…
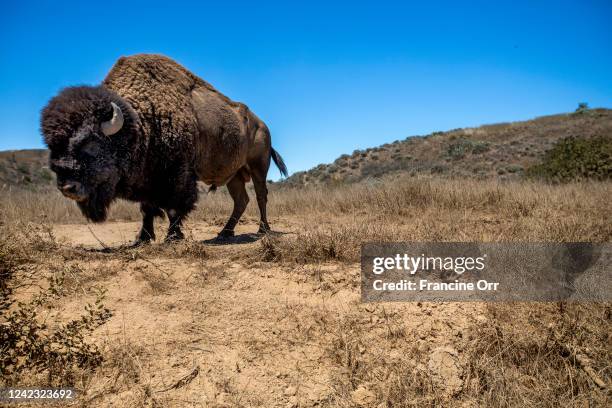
left=76, top=185, right=115, bottom=223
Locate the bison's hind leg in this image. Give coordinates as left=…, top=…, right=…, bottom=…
left=249, top=157, right=272, bottom=234
left=218, top=174, right=249, bottom=238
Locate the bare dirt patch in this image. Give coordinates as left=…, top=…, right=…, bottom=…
left=48, top=221, right=485, bottom=407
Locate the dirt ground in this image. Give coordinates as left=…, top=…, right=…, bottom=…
left=3, top=179, right=609, bottom=406
left=50, top=220, right=486, bottom=407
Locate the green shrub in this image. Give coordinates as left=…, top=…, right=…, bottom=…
left=574, top=102, right=589, bottom=114
left=1, top=274, right=112, bottom=380
left=527, top=136, right=611, bottom=182
left=334, top=154, right=350, bottom=165
left=506, top=164, right=524, bottom=174
left=16, top=163, right=29, bottom=174
left=0, top=225, right=112, bottom=382
left=447, top=140, right=470, bottom=159
left=446, top=139, right=490, bottom=159
left=431, top=164, right=448, bottom=174
left=471, top=141, right=491, bottom=154
left=39, top=168, right=54, bottom=182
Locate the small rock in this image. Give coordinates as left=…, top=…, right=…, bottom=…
left=427, top=346, right=463, bottom=396
left=286, top=396, right=298, bottom=408
left=351, top=385, right=376, bottom=406
left=284, top=385, right=297, bottom=396
left=416, top=341, right=429, bottom=354
left=475, top=314, right=487, bottom=323
left=216, top=392, right=231, bottom=407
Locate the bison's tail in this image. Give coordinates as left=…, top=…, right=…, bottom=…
left=271, top=148, right=288, bottom=178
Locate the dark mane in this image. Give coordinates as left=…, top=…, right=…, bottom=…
left=41, top=86, right=138, bottom=151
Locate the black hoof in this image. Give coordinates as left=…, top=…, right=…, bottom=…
left=217, top=229, right=235, bottom=239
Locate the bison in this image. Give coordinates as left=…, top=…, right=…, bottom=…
left=41, top=54, right=287, bottom=244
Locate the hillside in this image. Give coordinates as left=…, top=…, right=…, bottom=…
left=1, top=108, right=610, bottom=190
left=284, top=108, right=612, bottom=186
left=0, top=149, right=53, bottom=188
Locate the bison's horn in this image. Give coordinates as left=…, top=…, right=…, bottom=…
left=101, top=102, right=124, bottom=136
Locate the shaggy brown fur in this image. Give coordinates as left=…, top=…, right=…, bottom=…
left=41, top=54, right=287, bottom=243
left=103, top=55, right=203, bottom=156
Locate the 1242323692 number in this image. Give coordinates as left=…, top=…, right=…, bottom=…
left=1, top=388, right=75, bottom=401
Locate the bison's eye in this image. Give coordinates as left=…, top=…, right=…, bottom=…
left=81, top=141, right=101, bottom=157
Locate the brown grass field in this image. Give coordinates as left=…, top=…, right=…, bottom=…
left=1, top=176, right=611, bottom=407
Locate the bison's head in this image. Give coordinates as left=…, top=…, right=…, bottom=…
left=41, top=86, right=134, bottom=222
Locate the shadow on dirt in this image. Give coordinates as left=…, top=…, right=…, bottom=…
left=202, top=233, right=263, bottom=246
left=201, top=230, right=289, bottom=246
left=72, top=230, right=289, bottom=251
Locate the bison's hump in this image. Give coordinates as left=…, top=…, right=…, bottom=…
left=101, top=54, right=203, bottom=146
left=102, top=54, right=241, bottom=144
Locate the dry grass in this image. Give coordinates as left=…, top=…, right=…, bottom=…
left=254, top=177, right=610, bottom=264
left=2, top=177, right=610, bottom=241
left=1, top=176, right=610, bottom=407
left=325, top=302, right=611, bottom=407
left=5, top=177, right=610, bottom=266
left=466, top=302, right=611, bottom=407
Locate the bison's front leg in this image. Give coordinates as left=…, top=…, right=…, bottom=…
left=218, top=175, right=249, bottom=238
left=133, top=203, right=163, bottom=246
left=162, top=167, right=198, bottom=242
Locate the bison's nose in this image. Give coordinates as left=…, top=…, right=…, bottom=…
left=60, top=182, right=85, bottom=201
left=62, top=183, right=79, bottom=194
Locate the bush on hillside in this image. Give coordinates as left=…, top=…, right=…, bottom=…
left=527, top=135, right=611, bottom=182
left=574, top=102, right=589, bottom=114
left=447, top=139, right=490, bottom=159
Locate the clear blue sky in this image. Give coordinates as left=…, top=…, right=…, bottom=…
left=1, top=1, right=611, bottom=178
